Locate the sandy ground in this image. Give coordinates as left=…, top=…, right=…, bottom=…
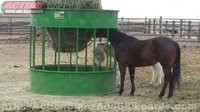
left=0, top=35, right=200, bottom=112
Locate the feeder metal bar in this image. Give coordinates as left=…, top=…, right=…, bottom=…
left=32, top=27, right=36, bottom=68
left=57, top=28, right=61, bottom=71
left=76, top=28, right=79, bottom=72
left=29, top=26, right=33, bottom=68
left=93, top=29, right=96, bottom=71
left=42, top=27, right=46, bottom=70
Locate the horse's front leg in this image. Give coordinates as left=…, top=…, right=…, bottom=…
left=118, top=64, right=126, bottom=96
left=128, top=66, right=135, bottom=96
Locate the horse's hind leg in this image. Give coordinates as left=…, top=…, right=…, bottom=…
left=149, top=65, right=157, bottom=85
left=128, top=66, right=135, bottom=95
left=159, top=67, right=171, bottom=98
left=168, top=70, right=175, bottom=99
left=157, top=63, right=164, bottom=85
left=149, top=63, right=163, bottom=86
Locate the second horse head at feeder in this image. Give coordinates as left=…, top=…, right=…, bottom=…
left=94, top=43, right=106, bottom=67
left=94, top=42, right=115, bottom=67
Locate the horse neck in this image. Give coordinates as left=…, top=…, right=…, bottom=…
left=108, top=29, right=138, bottom=47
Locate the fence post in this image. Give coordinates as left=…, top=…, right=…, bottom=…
left=172, top=20, right=175, bottom=38
left=198, top=21, right=200, bottom=41
left=180, top=19, right=183, bottom=38
left=8, top=17, right=12, bottom=34
left=164, top=21, right=168, bottom=34
left=121, top=17, right=124, bottom=32
left=148, top=19, right=151, bottom=34
left=10, top=17, right=13, bottom=38
left=153, top=19, right=156, bottom=34
left=159, top=16, right=162, bottom=36
left=144, top=17, right=147, bottom=34
left=188, top=21, right=191, bottom=39
left=127, top=18, right=130, bottom=32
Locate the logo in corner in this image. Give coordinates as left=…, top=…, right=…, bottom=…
left=1, top=1, right=46, bottom=14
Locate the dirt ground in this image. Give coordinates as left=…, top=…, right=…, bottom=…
left=0, top=35, right=199, bottom=112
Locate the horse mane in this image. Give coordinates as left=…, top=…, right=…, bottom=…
left=109, top=29, right=139, bottom=42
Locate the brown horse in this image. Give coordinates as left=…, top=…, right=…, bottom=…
left=96, top=29, right=181, bottom=99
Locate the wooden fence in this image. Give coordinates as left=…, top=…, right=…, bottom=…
left=118, top=17, right=200, bottom=41
left=0, top=14, right=30, bottom=35
left=0, top=14, right=200, bottom=41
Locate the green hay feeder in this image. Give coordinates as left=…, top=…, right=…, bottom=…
left=29, top=9, right=118, bottom=95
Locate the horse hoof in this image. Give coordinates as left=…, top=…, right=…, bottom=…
left=147, top=83, right=152, bottom=87
left=155, top=83, right=161, bottom=86
left=130, top=93, right=134, bottom=96
left=117, top=93, right=122, bottom=96
left=130, top=90, right=135, bottom=96
left=167, top=95, right=173, bottom=99
left=116, top=84, right=120, bottom=88
left=116, top=91, right=122, bottom=96
left=158, top=95, right=163, bottom=99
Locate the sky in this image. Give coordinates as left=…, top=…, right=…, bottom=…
left=101, top=0, right=200, bottom=19
left=1, top=0, right=200, bottom=19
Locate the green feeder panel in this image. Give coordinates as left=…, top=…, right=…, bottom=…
left=29, top=9, right=118, bottom=95
left=30, top=65, right=116, bottom=95
left=31, top=9, right=118, bottom=28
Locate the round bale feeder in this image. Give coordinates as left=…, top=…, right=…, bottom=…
left=29, top=9, right=118, bottom=95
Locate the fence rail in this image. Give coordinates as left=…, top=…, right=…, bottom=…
left=118, top=17, right=200, bottom=41
left=0, top=14, right=30, bottom=35
left=0, top=14, right=200, bottom=42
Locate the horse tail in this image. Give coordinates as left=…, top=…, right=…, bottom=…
left=173, top=42, right=181, bottom=89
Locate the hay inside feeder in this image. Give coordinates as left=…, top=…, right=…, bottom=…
left=48, top=28, right=93, bottom=52
left=45, top=0, right=102, bottom=52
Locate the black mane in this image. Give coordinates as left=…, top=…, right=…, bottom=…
left=109, top=29, right=138, bottom=42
